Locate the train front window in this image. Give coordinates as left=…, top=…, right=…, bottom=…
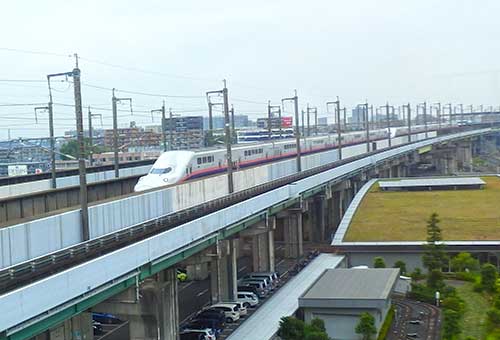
left=150, top=167, right=172, bottom=175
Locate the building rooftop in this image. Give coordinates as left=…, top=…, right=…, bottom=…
left=379, top=177, right=485, bottom=190
left=342, top=176, right=500, bottom=242
left=300, top=268, right=399, bottom=301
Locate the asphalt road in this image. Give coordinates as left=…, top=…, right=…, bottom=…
left=388, top=298, right=441, bottom=340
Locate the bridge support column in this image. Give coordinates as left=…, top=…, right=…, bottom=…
left=310, top=195, right=327, bottom=242
left=183, top=253, right=211, bottom=281
left=283, top=211, right=303, bottom=259
left=210, top=239, right=238, bottom=303
left=92, top=268, right=179, bottom=340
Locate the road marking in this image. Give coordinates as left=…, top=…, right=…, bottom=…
left=180, top=281, right=194, bottom=291
left=197, top=288, right=209, bottom=297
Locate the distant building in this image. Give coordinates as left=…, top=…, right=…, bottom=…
left=164, top=116, right=204, bottom=150
left=103, top=127, right=161, bottom=150
left=318, top=117, right=328, bottom=126
left=203, top=115, right=250, bottom=130
left=350, top=105, right=367, bottom=127
left=256, top=117, right=293, bottom=129
left=91, top=151, right=160, bottom=165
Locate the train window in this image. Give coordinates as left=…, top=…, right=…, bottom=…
left=150, top=167, right=172, bottom=175
left=197, top=158, right=202, bottom=165
left=202, top=156, right=207, bottom=163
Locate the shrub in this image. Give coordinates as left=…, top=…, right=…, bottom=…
left=393, top=260, right=407, bottom=275
left=408, top=283, right=435, bottom=304
left=376, top=307, right=395, bottom=340
left=442, top=309, right=462, bottom=339
left=374, top=257, right=386, bottom=268
left=442, top=296, right=464, bottom=313
left=481, top=264, right=498, bottom=292
left=487, top=308, right=500, bottom=326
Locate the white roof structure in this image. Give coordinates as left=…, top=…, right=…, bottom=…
left=226, top=254, right=345, bottom=340
left=379, top=177, right=485, bottom=190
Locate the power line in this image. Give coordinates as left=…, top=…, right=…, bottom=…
left=0, top=47, right=72, bottom=58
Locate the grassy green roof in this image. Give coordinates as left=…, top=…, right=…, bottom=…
left=343, top=176, right=500, bottom=242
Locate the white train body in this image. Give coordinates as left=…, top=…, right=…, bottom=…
left=134, top=124, right=438, bottom=192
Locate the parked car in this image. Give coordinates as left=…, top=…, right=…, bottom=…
left=237, top=291, right=259, bottom=307
left=206, top=303, right=240, bottom=323
left=244, top=272, right=280, bottom=288
left=237, top=284, right=261, bottom=297
left=196, top=309, right=226, bottom=327
left=222, top=301, right=248, bottom=316
left=180, top=328, right=216, bottom=340
left=185, top=318, right=224, bottom=335
left=239, top=279, right=270, bottom=295
left=92, top=312, right=122, bottom=324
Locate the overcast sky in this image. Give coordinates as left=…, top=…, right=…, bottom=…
left=1, top=0, right=499, bottom=139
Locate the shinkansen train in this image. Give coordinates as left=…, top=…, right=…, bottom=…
left=134, top=124, right=436, bottom=191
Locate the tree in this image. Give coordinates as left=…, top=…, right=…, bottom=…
left=60, top=139, right=79, bottom=160
left=442, top=309, right=462, bottom=339
left=450, top=252, right=479, bottom=272
left=355, top=312, right=377, bottom=340
left=422, top=213, right=448, bottom=273
left=309, top=318, right=326, bottom=333
left=60, top=138, right=104, bottom=160
left=373, top=257, right=386, bottom=268
left=278, top=316, right=305, bottom=340
left=427, top=269, right=445, bottom=290
left=394, top=260, right=407, bottom=275
left=481, top=263, right=498, bottom=292
left=487, top=308, right=500, bottom=325
left=304, top=332, right=330, bottom=340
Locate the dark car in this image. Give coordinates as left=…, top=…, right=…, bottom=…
left=92, top=320, right=104, bottom=336
left=180, top=331, right=206, bottom=340
left=187, top=318, right=224, bottom=334
left=237, top=285, right=260, bottom=296
left=196, top=310, right=225, bottom=326
left=92, top=312, right=122, bottom=324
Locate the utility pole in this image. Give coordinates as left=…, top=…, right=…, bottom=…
left=111, top=89, right=132, bottom=177
left=370, top=105, right=374, bottom=129
left=385, top=103, right=392, bottom=147
left=35, top=104, right=56, bottom=188
left=207, top=81, right=233, bottom=193
left=45, top=79, right=57, bottom=189
left=417, top=102, right=428, bottom=138
left=269, top=104, right=282, bottom=139
left=282, top=90, right=301, bottom=172
left=405, top=103, right=412, bottom=143
left=267, top=100, right=273, bottom=140
left=151, top=102, right=167, bottom=152
left=88, top=106, right=93, bottom=165
left=326, top=97, right=342, bottom=160
left=230, top=104, right=236, bottom=144
left=363, top=102, right=370, bottom=152
left=342, top=107, right=347, bottom=131
left=314, top=109, right=318, bottom=135
left=306, top=104, right=311, bottom=137
left=301, top=110, right=305, bottom=136
left=222, top=81, right=233, bottom=193
left=169, top=108, right=174, bottom=150
left=434, top=102, right=441, bottom=130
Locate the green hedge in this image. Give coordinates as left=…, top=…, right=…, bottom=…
left=377, top=306, right=395, bottom=340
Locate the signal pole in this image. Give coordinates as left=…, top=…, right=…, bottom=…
left=111, top=89, right=132, bottom=177
left=342, top=107, right=347, bottom=130
left=306, top=104, right=311, bottom=137
left=282, top=90, right=301, bottom=172
left=326, top=97, right=342, bottom=160
left=301, top=110, right=305, bottom=136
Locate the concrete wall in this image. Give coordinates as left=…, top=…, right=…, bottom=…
left=347, top=252, right=424, bottom=272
